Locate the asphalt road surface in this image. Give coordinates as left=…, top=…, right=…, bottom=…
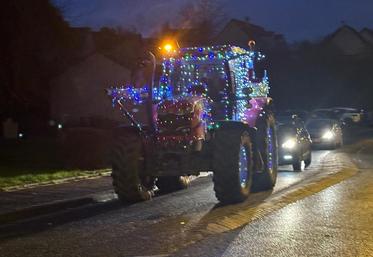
left=0, top=140, right=372, bottom=257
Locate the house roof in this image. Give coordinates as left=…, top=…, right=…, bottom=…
left=360, top=28, right=373, bottom=44
left=361, top=28, right=373, bottom=34
left=324, top=25, right=370, bottom=46
left=214, top=19, right=286, bottom=49
left=321, top=25, right=373, bottom=56
left=53, top=52, right=130, bottom=80
left=221, top=19, right=276, bottom=38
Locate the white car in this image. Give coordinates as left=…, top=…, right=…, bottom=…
left=331, top=107, right=363, bottom=123
left=309, top=109, right=337, bottom=120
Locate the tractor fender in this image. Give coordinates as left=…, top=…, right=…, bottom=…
left=247, top=97, right=274, bottom=128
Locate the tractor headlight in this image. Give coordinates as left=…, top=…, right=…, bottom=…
left=282, top=138, right=296, bottom=149
left=322, top=130, right=334, bottom=140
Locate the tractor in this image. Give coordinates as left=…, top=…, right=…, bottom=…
left=107, top=43, right=278, bottom=204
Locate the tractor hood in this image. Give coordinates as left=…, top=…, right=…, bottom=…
left=156, top=96, right=206, bottom=138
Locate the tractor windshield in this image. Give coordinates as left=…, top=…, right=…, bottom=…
left=155, top=59, right=228, bottom=101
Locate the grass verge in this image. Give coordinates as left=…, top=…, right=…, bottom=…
left=0, top=167, right=110, bottom=189
left=0, top=138, right=110, bottom=190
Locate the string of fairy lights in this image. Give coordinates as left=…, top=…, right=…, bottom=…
left=108, top=45, right=270, bottom=127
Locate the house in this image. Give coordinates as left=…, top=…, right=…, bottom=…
left=324, top=25, right=371, bottom=56
left=360, top=28, right=373, bottom=45
left=214, top=19, right=287, bottom=51
left=50, top=53, right=130, bottom=127
left=50, top=27, right=150, bottom=128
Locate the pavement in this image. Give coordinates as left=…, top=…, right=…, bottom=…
left=0, top=127, right=372, bottom=257
left=0, top=176, right=114, bottom=223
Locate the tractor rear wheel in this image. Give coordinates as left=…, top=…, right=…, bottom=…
left=213, top=128, right=253, bottom=204
left=156, top=176, right=190, bottom=193
left=252, top=113, right=278, bottom=191
left=111, top=132, right=155, bottom=203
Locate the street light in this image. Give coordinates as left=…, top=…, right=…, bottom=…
left=164, top=43, right=173, bottom=53
left=147, top=51, right=157, bottom=134
left=158, top=40, right=179, bottom=55
left=147, top=39, right=179, bottom=133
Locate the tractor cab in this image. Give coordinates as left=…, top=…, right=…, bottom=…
left=154, top=45, right=270, bottom=124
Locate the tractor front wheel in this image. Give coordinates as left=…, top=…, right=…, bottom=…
left=213, top=128, right=253, bottom=204
left=111, top=132, right=155, bottom=203
left=252, top=113, right=278, bottom=191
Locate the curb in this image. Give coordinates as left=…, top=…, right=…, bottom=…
left=0, top=197, right=95, bottom=225
left=0, top=170, right=111, bottom=192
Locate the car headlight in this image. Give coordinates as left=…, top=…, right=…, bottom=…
left=282, top=138, right=296, bottom=149
left=322, top=130, right=334, bottom=140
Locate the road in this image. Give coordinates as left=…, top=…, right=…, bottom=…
left=0, top=140, right=372, bottom=257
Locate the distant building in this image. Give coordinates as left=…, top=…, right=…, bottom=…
left=360, top=28, right=373, bottom=45
left=71, top=27, right=96, bottom=57
left=214, top=19, right=287, bottom=51
left=48, top=26, right=150, bottom=128
left=50, top=53, right=130, bottom=127
left=324, top=25, right=372, bottom=56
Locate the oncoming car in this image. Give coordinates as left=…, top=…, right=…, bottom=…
left=278, top=119, right=312, bottom=171
left=305, top=119, right=343, bottom=149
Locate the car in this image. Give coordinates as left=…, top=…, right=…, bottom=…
left=305, top=118, right=343, bottom=149
left=275, top=110, right=309, bottom=123
left=309, top=109, right=338, bottom=120
left=278, top=117, right=312, bottom=171
left=331, top=107, right=364, bottom=124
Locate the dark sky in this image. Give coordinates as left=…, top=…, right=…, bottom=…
left=55, top=0, right=373, bottom=42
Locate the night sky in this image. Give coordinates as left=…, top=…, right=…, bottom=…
left=55, top=0, right=373, bottom=42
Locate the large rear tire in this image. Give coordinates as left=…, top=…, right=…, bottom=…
left=156, top=176, right=190, bottom=193
left=111, top=132, right=154, bottom=203
left=213, top=128, right=253, bottom=204
left=252, top=113, right=278, bottom=191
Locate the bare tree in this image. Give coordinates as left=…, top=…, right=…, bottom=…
left=177, top=0, right=226, bottom=43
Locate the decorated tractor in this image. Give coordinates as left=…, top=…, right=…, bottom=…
left=107, top=43, right=278, bottom=204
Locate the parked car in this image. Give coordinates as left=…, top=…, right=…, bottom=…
left=309, top=109, right=338, bottom=120
left=275, top=110, right=309, bottom=123
left=305, top=119, right=343, bottom=149
left=331, top=107, right=364, bottom=124
left=277, top=117, right=312, bottom=171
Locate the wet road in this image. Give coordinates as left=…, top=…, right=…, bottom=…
left=176, top=142, right=373, bottom=257
left=0, top=144, right=371, bottom=257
